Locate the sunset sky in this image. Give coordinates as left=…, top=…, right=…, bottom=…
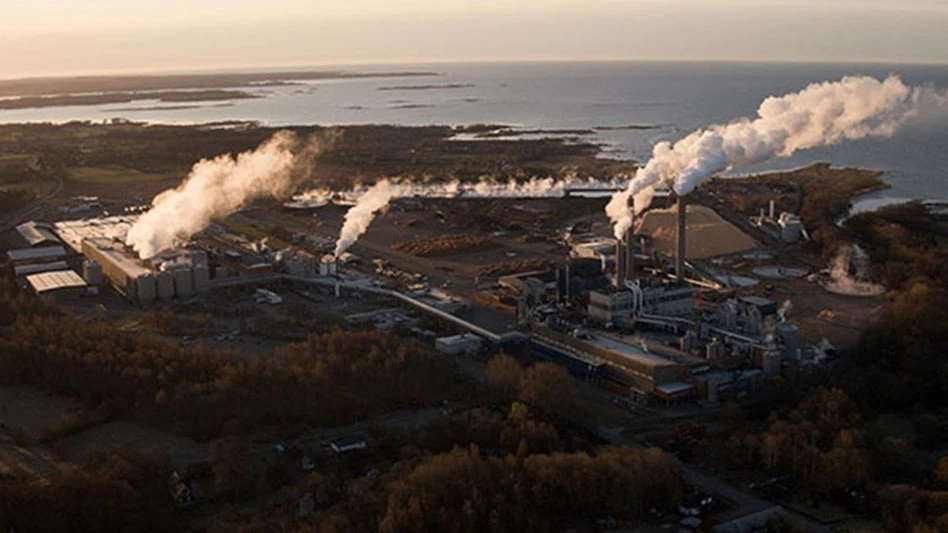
left=2, top=0, right=947, bottom=78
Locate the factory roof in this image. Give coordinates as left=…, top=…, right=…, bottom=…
left=587, top=335, right=678, bottom=369
left=6, top=245, right=69, bottom=263
left=83, top=238, right=152, bottom=278
left=741, top=295, right=775, bottom=306
left=654, top=381, right=695, bottom=396
left=26, top=270, right=87, bottom=294
left=53, top=215, right=138, bottom=253
left=436, top=333, right=483, bottom=346
left=13, top=261, right=69, bottom=277
left=15, top=221, right=60, bottom=247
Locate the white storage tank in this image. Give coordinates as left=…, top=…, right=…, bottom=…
left=173, top=267, right=193, bottom=297
left=193, top=265, right=210, bottom=293
left=137, top=273, right=157, bottom=302
left=156, top=271, right=175, bottom=300
left=82, top=260, right=103, bottom=285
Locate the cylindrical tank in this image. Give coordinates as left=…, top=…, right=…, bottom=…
left=137, top=273, right=157, bottom=302
left=193, top=265, right=210, bottom=293
left=190, top=251, right=209, bottom=268
left=762, top=348, right=782, bottom=376
left=157, top=271, right=175, bottom=300
left=776, top=322, right=799, bottom=359
left=173, top=268, right=193, bottom=297
left=82, top=260, right=103, bottom=285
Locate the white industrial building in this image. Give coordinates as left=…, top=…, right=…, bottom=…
left=588, top=283, right=696, bottom=327
left=435, top=333, right=483, bottom=356
left=25, top=270, right=88, bottom=301
left=751, top=201, right=802, bottom=243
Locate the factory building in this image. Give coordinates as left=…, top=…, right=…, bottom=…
left=6, top=245, right=69, bottom=265
left=587, top=282, right=696, bottom=327
left=13, top=261, right=69, bottom=277
left=751, top=201, right=803, bottom=243
left=532, top=326, right=700, bottom=403
left=14, top=221, right=60, bottom=248
left=81, top=238, right=155, bottom=302
left=435, top=334, right=483, bottom=356
left=25, top=270, right=88, bottom=301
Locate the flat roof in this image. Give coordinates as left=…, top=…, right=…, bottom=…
left=13, top=261, right=69, bottom=277
left=26, top=270, right=86, bottom=294
left=587, top=335, right=678, bottom=369
left=741, top=296, right=776, bottom=307
left=436, top=334, right=482, bottom=346
left=7, top=245, right=68, bottom=263
left=15, top=221, right=60, bottom=246
left=655, top=381, right=695, bottom=395
left=83, top=238, right=151, bottom=278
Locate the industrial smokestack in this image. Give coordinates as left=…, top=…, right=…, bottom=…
left=769, top=199, right=775, bottom=219
left=624, top=226, right=634, bottom=285
left=676, top=195, right=686, bottom=282
left=606, top=75, right=948, bottom=240
left=615, top=238, right=627, bottom=289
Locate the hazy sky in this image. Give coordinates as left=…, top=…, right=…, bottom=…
left=2, top=0, right=947, bottom=78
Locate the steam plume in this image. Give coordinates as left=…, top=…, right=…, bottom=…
left=329, top=175, right=624, bottom=256
left=334, top=179, right=398, bottom=257
left=607, top=75, right=945, bottom=239
left=127, top=131, right=328, bottom=259
left=821, top=244, right=885, bottom=296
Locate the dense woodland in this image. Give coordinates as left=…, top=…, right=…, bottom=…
left=0, top=266, right=470, bottom=440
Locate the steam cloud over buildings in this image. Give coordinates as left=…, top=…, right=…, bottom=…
left=127, top=131, right=329, bottom=259
left=330, top=175, right=626, bottom=257
left=606, top=75, right=947, bottom=239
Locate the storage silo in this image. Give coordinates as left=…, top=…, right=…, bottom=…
left=82, top=260, right=103, bottom=285
left=137, top=273, right=157, bottom=302
left=173, top=268, right=193, bottom=297
left=156, top=270, right=175, bottom=300
left=193, top=265, right=210, bottom=293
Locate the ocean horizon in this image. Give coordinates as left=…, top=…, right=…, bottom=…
left=3, top=60, right=947, bottom=201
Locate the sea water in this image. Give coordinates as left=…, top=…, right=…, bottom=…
left=2, top=61, right=947, bottom=200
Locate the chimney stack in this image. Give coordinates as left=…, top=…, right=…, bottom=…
left=624, top=226, right=634, bottom=285
left=676, top=195, right=686, bottom=282
left=615, top=237, right=627, bottom=289
left=769, top=199, right=775, bottom=219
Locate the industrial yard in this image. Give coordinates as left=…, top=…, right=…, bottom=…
left=0, top=122, right=910, bottom=532
left=4, top=152, right=885, bottom=408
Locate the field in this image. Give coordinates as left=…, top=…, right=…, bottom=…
left=67, top=165, right=182, bottom=185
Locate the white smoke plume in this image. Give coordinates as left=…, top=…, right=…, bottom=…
left=329, top=175, right=625, bottom=256
left=607, top=75, right=946, bottom=239
left=127, top=131, right=328, bottom=259
left=821, top=244, right=885, bottom=297
left=334, top=179, right=399, bottom=257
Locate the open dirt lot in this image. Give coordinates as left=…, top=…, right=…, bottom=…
left=637, top=204, right=759, bottom=259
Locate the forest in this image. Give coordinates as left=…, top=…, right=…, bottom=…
left=0, top=264, right=471, bottom=440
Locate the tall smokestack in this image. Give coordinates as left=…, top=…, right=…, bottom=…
left=615, top=238, right=627, bottom=289
left=624, top=226, right=634, bottom=285
left=676, top=195, right=686, bottom=282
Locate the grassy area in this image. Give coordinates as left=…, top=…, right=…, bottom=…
left=67, top=165, right=182, bottom=184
